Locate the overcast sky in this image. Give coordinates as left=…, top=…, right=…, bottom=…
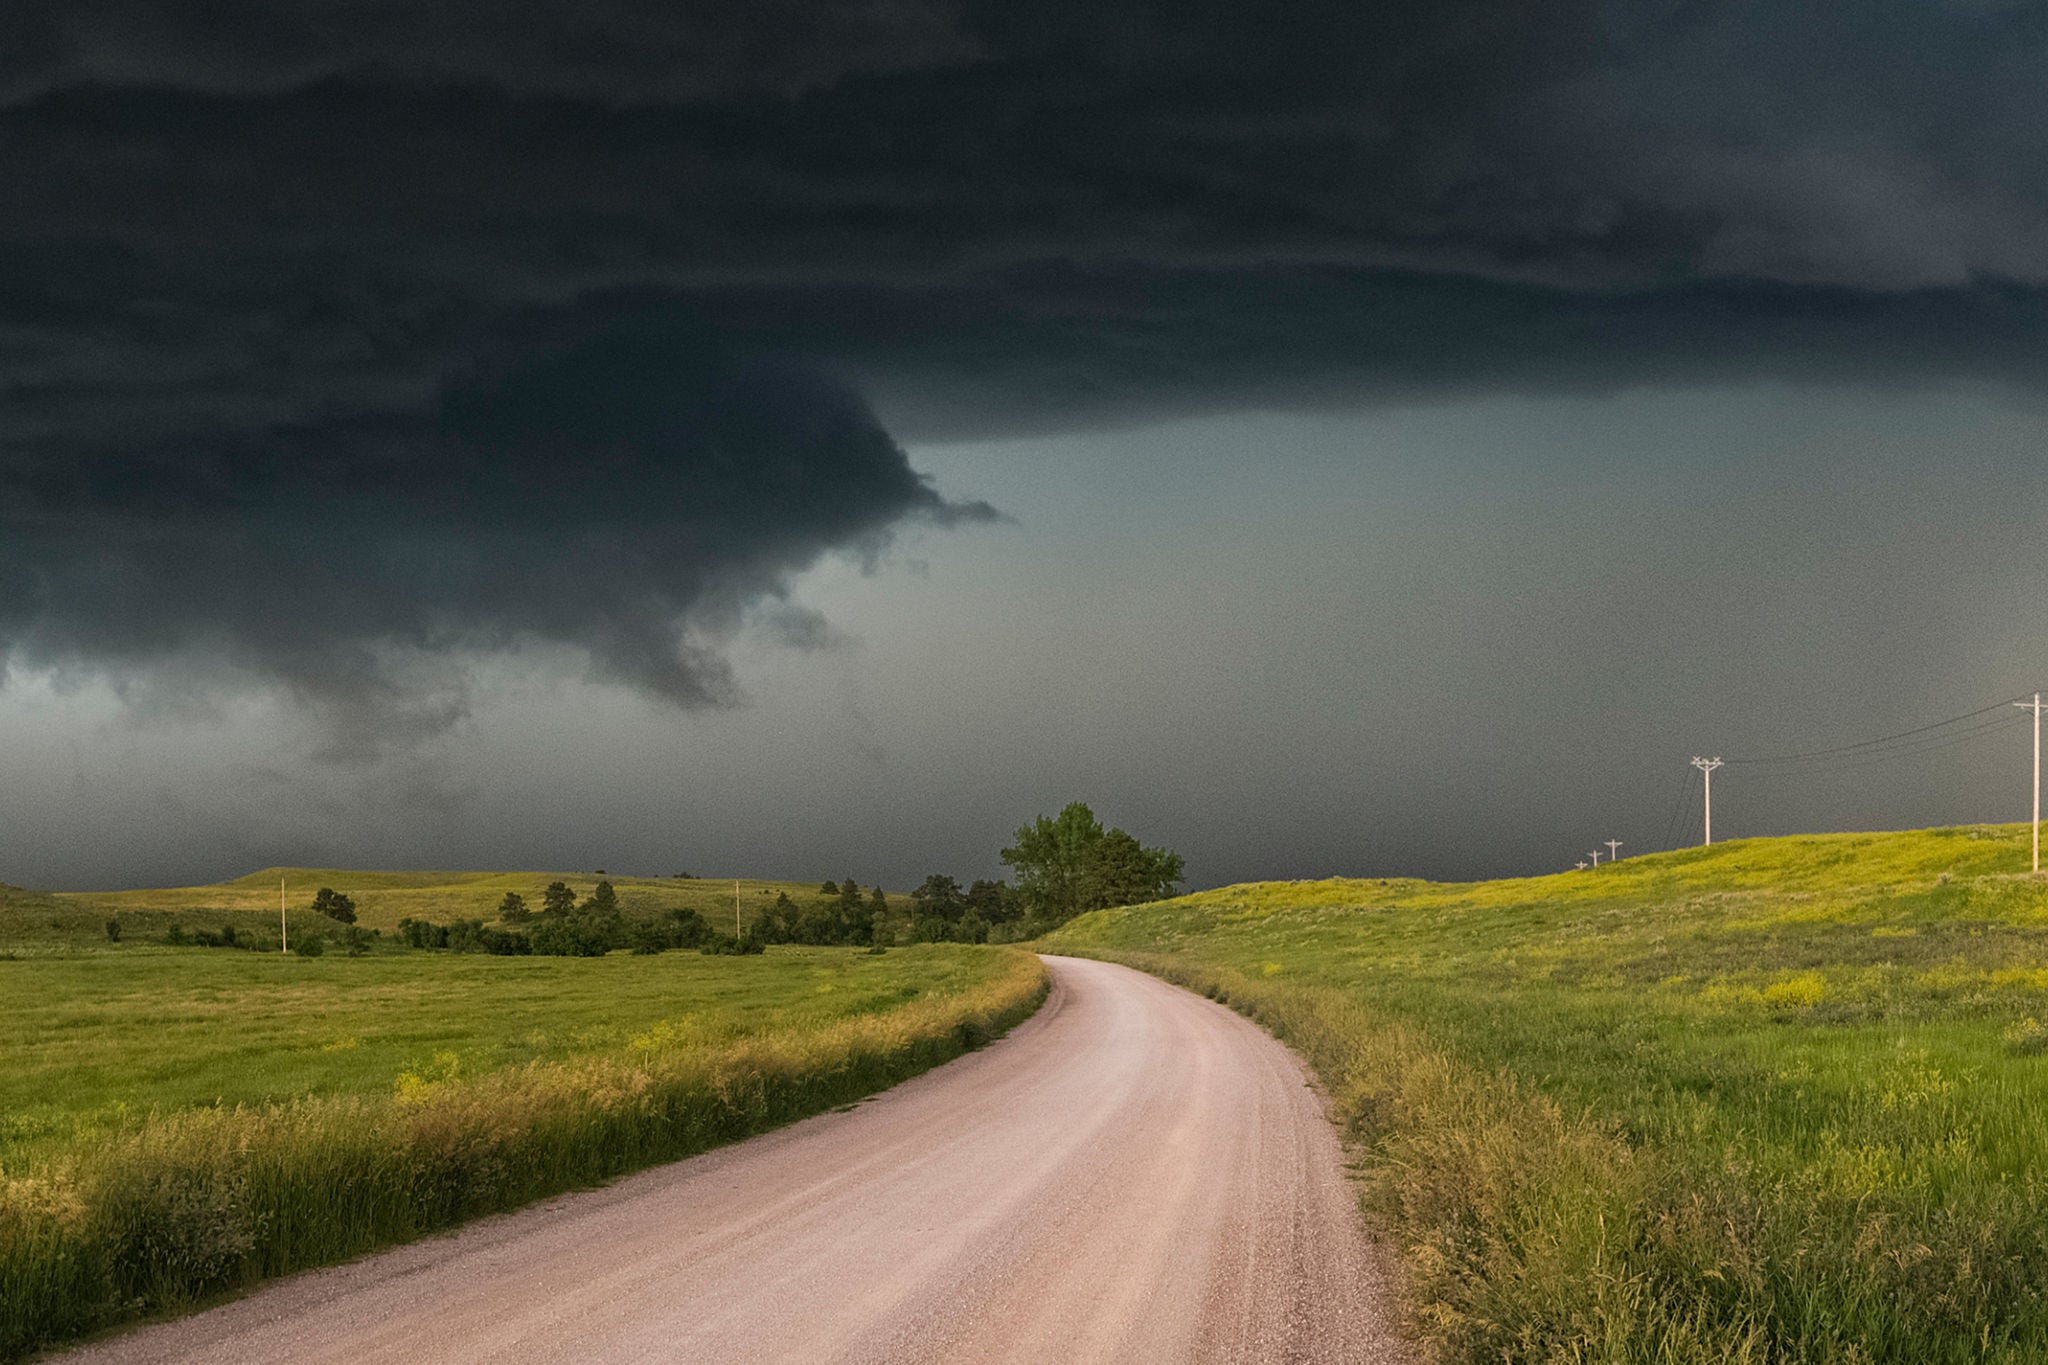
left=5, top=2, right=2048, bottom=890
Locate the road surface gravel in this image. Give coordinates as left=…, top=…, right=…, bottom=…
left=54, top=955, right=1404, bottom=1364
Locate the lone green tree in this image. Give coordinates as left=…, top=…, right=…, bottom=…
left=1000, top=803, right=1183, bottom=928
left=497, top=891, right=530, bottom=923
left=310, top=888, right=357, bottom=924
left=540, top=881, right=577, bottom=917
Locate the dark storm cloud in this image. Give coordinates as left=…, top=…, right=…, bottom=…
left=0, top=318, right=991, bottom=756
left=4, top=0, right=2046, bottom=736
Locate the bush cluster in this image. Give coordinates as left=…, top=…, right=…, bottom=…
left=749, top=880, right=886, bottom=947
left=164, top=924, right=248, bottom=950
left=698, top=930, right=767, bottom=956
left=630, top=908, right=712, bottom=955
left=906, top=875, right=1020, bottom=943
left=402, top=883, right=731, bottom=958
left=396, top=917, right=528, bottom=955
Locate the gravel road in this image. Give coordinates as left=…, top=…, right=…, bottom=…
left=55, top=955, right=1404, bottom=1364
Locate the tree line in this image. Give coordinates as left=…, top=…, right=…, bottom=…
left=278, top=800, right=1181, bottom=957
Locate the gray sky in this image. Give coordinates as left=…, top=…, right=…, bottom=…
left=8, top=381, right=2047, bottom=891
left=5, top=2, right=2048, bottom=889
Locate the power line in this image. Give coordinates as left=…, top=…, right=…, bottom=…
left=1723, top=713, right=2026, bottom=784
left=1659, top=763, right=1694, bottom=852
left=1722, top=695, right=2029, bottom=767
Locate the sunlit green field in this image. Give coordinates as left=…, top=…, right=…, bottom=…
left=0, top=879, right=1044, bottom=1361
left=1046, top=823, right=2048, bottom=1364
left=0, top=946, right=1006, bottom=1165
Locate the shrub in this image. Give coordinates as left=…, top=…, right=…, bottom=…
left=477, top=926, right=530, bottom=956
left=337, top=925, right=374, bottom=957
left=497, top=892, right=530, bottom=924
left=397, top=918, right=448, bottom=950
left=528, top=915, right=609, bottom=957
left=447, top=919, right=484, bottom=953
left=294, top=935, right=325, bottom=957
left=163, top=924, right=188, bottom=946
left=540, top=882, right=577, bottom=917
left=699, top=931, right=765, bottom=956
left=104, top=919, right=121, bottom=943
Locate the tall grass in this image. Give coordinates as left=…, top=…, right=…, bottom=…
left=0, top=949, right=1046, bottom=1361
left=1077, top=951, right=2046, bottom=1363
left=1047, top=824, right=2048, bottom=1363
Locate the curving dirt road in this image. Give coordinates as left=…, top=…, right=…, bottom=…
left=56, top=955, right=1404, bottom=1365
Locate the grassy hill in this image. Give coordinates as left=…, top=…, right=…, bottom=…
left=0, top=869, right=881, bottom=953
left=1044, top=822, right=2048, bottom=1365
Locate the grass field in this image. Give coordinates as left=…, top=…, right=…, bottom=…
left=0, top=938, right=1045, bottom=1360
left=0, top=946, right=1019, bottom=1164
left=1044, top=823, right=2048, bottom=1364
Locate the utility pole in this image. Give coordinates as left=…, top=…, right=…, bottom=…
left=1587, top=849, right=1602, bottom=867
left=280, top=873, right=289, bottom=955
left=1691, top=757, right=1724, bottom=845
left=1575, top=861, right=1588, bottom=871
left=735, top=878, right=742, bottom=938
left=1605, top=839, right=1624, bottom=862
left=2019, top=694, right=2045, bottom=874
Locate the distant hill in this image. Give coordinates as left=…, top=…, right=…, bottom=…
left=0, top=869, right=888, bottom=950
left=61, top=868, right=849, bottom=933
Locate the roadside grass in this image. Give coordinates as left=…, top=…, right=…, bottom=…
left=1044, top=823, right=2048, bottom=1364
left=0, top=946, right=1047, bottom=1361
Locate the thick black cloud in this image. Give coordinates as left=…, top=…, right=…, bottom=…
left=0, top=318, right=990, bottom=755
left=4, top=1, right=2046, bottom=739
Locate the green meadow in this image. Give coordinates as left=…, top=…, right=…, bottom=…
left=0, top=887, right=1045, bottom=1361
left=1045, top=823, right=2048, bottom=1364
left=0, top=946, right=1020, bottom=1165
